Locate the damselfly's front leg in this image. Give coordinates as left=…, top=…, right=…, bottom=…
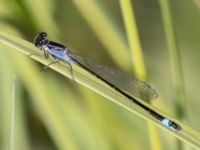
left=40, top=59, right=59, bottom=72
left=28, top=50, right=49, bottom=59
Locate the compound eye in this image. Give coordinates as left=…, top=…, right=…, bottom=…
left=34, top=38, right=43, bottom=48
left=39, top=32, right=47, bottom=37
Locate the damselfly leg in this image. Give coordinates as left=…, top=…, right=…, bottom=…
left=64, top=62, right=75, bottom=81
left=40, top=59, right=59, bottom=72
left=28, top=50, right=49, bottom=59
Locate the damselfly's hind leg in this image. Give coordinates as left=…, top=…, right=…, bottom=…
left=40, top=59, right=59, bottom=72
left=64, top=62, right=75, bottom=81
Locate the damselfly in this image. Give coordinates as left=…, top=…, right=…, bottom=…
left=34, top=32, right=181, bottom=131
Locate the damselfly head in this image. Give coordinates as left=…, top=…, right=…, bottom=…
left=34, top=32, right=48, bottom=48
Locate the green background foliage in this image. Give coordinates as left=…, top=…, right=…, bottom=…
left=0, top=0, right=200, bottom=150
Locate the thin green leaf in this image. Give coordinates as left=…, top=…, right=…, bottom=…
left=119, top=0, right=146, bottom=80
left=71, top=0, right=131, bottom=70
left=159, top=1, right=187, bottom=149
left=159, top=0, right=186, bottom=120
left=119, top=1, right=162, bottom=150
left=0, top=51, right=30, bottom=150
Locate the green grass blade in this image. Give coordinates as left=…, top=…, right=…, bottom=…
left=0, top=47, right=31, bottom=150
left=119, top=0, right=146, bottom=80
left=159, top=0, right=186, bottom=120
left=71, top=0, right=131, bottom=70
left=0, top=44, right=30, bottom=150
left=119, top=1, right=161, bottom=149
left=159, top=1, right=187, bottom=149
left=13, top=81, right=30, bottom=150
left=9, top=75, right=16, bottom=150
left=0, top=31, right=200, bottom=149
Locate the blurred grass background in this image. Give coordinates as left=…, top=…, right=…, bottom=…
left=0, top=0, right=200, bottom=150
